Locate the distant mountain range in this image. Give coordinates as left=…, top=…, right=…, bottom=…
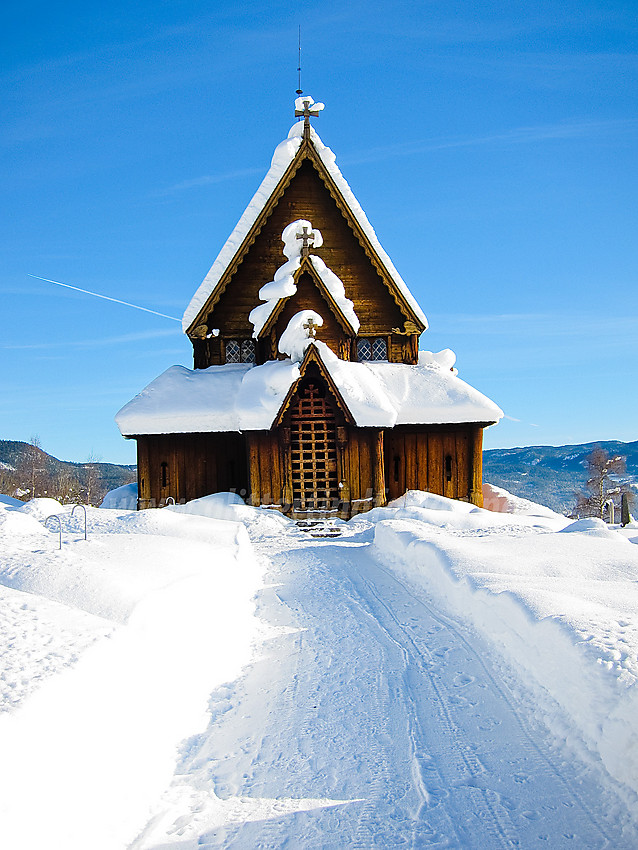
left=483, top=440, right=638, bottom=514
left=2, top=438, right=636, bottom=515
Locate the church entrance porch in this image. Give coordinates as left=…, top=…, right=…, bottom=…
left=289, top=380, right=340, bottom=517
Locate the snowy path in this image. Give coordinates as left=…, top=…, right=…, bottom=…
left=139, top=522, right=637, bottom=849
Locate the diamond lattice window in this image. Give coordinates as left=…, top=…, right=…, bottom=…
left=241, top=339, right=256, bottom=363
left=357, top=338, right=372, bottom=361
left=225, top=339, right=241, bottom=363
left=372, top=338, right=388, bottom=361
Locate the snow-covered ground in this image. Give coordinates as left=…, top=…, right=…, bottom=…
left=1, top=488, right=638, bottom=848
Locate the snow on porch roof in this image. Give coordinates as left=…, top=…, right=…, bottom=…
left=181, top=109, right=428, bottom=334
left=115, top=352, right=503, bottom=437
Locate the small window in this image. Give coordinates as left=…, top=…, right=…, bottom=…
left=160, top=462, right=168, bottom=488
left=445, top=454, right=453, bottom=483
left=357, top=338, right=372, bottom=361
left=372, top=337, right=388, bottom=361
left=225, top=339, right=241, bottom=363
left=241, top=339, right=256, bottom=364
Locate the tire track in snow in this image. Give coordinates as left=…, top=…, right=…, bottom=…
left=368, top=556, right=618, bottom=847
left=326, top=545, right=517, bottom=849
left=145, top=524, right=636, bottom=848
left=342, top=544, right=621, bottom=849
left=346, top=562, right=525, bottom=849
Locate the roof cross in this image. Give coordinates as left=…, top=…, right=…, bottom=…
left=294, top=96, right=324, bottom=139
left=303, top=316, right=318, bottom=338
left=296, top=225, right=315, bottom=257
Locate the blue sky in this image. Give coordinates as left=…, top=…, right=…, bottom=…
left=1, top=0, right=636, bottom=464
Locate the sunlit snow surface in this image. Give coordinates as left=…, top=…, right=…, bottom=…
left=1, top=491, right=638, bottom=848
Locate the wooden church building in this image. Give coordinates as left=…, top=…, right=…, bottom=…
left=116, top=96, right=502, bottom=516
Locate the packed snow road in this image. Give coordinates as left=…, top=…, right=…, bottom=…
left=140, top=519, right=637, bottom=849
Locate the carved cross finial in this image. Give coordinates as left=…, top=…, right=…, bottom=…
left=295, top=98, right=314, bottom=126
left=294, top=96, right=324, bottom=139
left=296, top=225, right=315, bottom=257
left=303, top=316, right=318, bottom=338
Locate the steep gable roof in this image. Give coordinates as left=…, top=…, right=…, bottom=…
left=273, top=343, right=356, bottom=427
left=182, top=108, right=428, bottom=336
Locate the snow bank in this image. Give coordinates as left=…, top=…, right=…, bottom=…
left=0, top=505, right=265, bottom=849
left=0, top=508, right=251, bottom=625
left=15, top=496, right=63, bottom=521
left=0, top=504, right=49, bottom=537
left=369, top=491, right=638, bottom=801
left=357, top=488, right=569, bottom=533
left=483, top=481, right=566, bottom=519
left=100, top=482, right=138, bottom=510
left=166, top=492, right=291, bottom=537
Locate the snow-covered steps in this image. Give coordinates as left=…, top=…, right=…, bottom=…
left=295, top=518, right=343, bottom=538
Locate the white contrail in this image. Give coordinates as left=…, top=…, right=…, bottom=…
left=28, top=274, right=181, bottom=322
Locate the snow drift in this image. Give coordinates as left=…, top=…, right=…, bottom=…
left=370, top=492, right=638, bottom=801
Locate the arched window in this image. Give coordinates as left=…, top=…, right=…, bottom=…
left=225, top=339, right=241, bottom=363
left=241, top=339, right=256, bottom=364
left=372, top=337, right=388, bottom=361
left=357, top=338, right=372, bottom=361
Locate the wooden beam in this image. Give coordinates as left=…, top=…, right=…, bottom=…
left=373, top=429, right=386, bottom=507
left=470, top=426, right=484, bottom=507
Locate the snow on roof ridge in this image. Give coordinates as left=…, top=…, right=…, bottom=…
left=182, top=114, right=428, bottom=333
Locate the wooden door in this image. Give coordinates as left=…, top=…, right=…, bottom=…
left=290, top=381, right=339, bottom=513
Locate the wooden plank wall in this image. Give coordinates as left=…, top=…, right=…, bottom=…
left=342, top=428, right=382, bottom=514
left=246, top=431, right=286, bottom=508
left=135, top=423, right=485, bottom=512
left=136, top=432, right=248, bottom=508
left=384, top=426, right=480, bottom=505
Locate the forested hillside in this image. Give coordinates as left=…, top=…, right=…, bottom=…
left=0, top=440, right=136, bottom=506
left=483, top=440, right=638, bottom=514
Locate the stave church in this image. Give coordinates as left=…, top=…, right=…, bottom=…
left=116, top=96, right=502, bottom=516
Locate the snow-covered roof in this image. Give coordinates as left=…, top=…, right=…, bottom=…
left=115, top=345, right=502, bottom=437
left=182, top=102, right=428, bottom=333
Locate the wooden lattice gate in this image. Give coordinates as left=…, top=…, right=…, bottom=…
left=290, top=381, right=339, bottom=514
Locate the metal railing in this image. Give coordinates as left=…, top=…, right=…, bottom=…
left=44, top=504, right=90, bottom=548
left=44, top=514, right=63, bottom=550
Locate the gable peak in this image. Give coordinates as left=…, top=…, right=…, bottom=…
left=182, top=98, right=428, bottom=335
